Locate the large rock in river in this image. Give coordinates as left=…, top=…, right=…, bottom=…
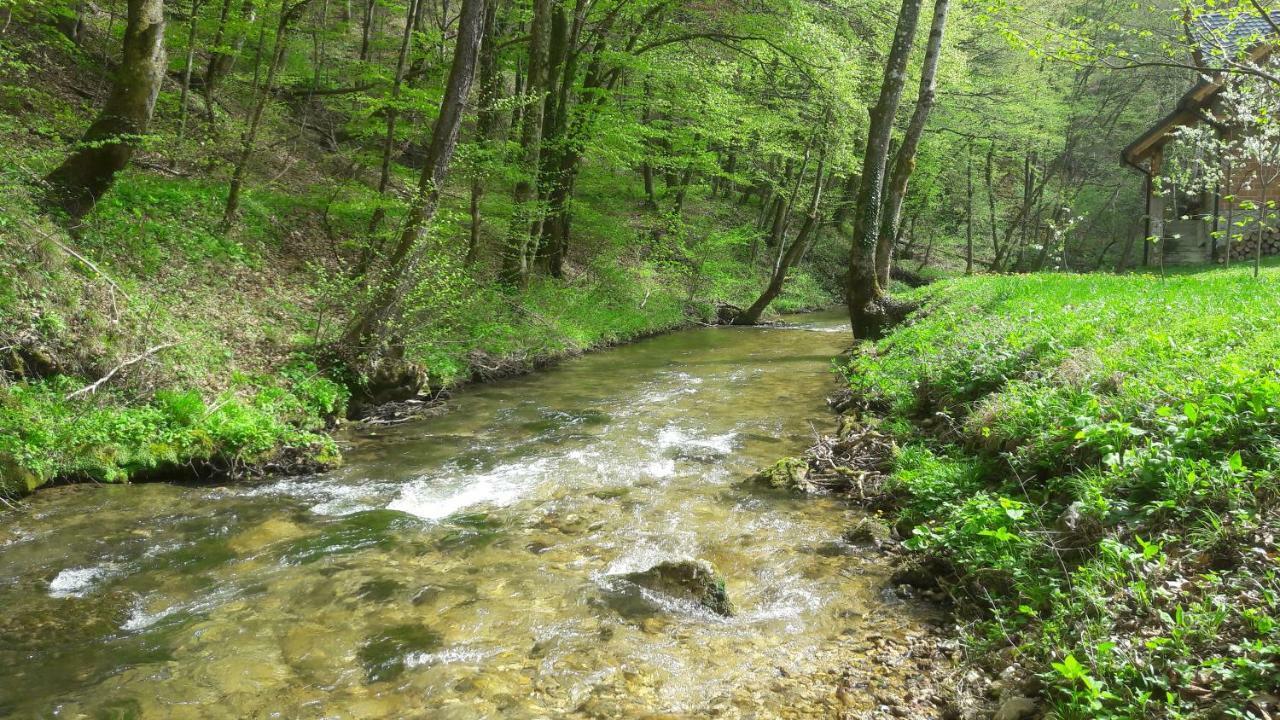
left=618, top=560, right=734, bottom=617
left=747, top=456, right=815, bottom=493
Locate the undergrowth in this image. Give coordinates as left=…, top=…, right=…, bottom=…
left=847, top=267, right=1280, bottom=719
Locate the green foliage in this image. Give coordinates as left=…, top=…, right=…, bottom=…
left=849, top=267, right=1280, bottom=718
left=77, top=174, right=256, bottom=272
left=0, top=375, right=340, bottom=495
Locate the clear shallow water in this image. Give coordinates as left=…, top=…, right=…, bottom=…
left=0, top=309, right=930, bottom=719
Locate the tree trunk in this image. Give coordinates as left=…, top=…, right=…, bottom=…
left=359, top=0, right=375, bottom=61
left=833, top=173, right=859, bottom=227
left=173, top=0, right=204, bottom=165
left=205, top=0, right=256, bottom=114
left=1224, top=160, right=1234, bottom=268
left=672, top=165, right=694, bottom=218
left=965, top=142, right=974, bottom=275
left=45, top=0, right=167, bottom=223
left=1255, top=179, right=1268, bottom=278
left=736, top=148, right=827, bottom=325
left=640, top=86, right=660, bottom=211
left=875, top=0, right=949, bottom=288
left=642, top=163, right=657, bottom=209
left=466, top=0, right=502, bottom=266
left=722, top=152, right=737, bottom=198
left=533, top=0, right=582, bottom=276
left=1034, top=201, right=1064, bottom=271
left=919, top=229, right=934, bottom=271
left=984, top=141, right=999, bottom=262
left=500, top=0, right=551, bottom=287
left=774, top=143, right=813, bottom=273
left=341, top=0, right=487, bottom=354
left=55, top=2, right=86, bottom=44
left=846, top=0, right=923, bottom=339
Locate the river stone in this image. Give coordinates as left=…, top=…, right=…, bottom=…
left=227, top=518, right=308, bottom=555
left=889, top=556, right=952, bottom=591
left=619, top=560, right=734, bottom=616
left=993, top=696, right=1038, bottom=720
left=747, top=457, right=814, bottom=493
left=843, top=518, right=893, bottom=548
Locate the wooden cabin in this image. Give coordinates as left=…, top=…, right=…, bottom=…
left=1122, top=11, right=1280, bottom=266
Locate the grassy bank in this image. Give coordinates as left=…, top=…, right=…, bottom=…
left=844, top=266, right=1280, bottom=718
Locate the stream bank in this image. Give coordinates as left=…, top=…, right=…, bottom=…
left=810, top=269, right=1280, bottom=720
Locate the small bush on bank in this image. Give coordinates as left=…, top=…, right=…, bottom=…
left=0, top=367, right=346, bottom=495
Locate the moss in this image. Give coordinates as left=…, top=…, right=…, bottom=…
left=357, top=624, right=443, bottom=683
left=747, top=456, right=813, bottom=492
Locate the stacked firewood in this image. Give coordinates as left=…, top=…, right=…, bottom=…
left=1218, top=228, right=1280, bottom=263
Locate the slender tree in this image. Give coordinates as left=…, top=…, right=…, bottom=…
left=965, top=141, right=974, bottom=275
left=875, top=0, right=950, bottom=287
left=735, top=141, right=828, bottom=325
left=368, top=0, right=422, bottom=234
left=173, top=0, right=207, bottom=163
left=205, top=0, right=257, bottom=124
left=223, top=0, right=315, bottom=228
left=465, top=0, right=503, bottom=265
left=340, top=0, right=488, bottom=354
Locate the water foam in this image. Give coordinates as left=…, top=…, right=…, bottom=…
left=656, top=426, right=737, bottom=454
left=121, top=602, right=178, bottom=631
left=242, top=477, right=385, bottom=516
left=388, top=458, right=549, bottom=521
left=405, top=645, right=498, bottom=668
left=48, top=565, right=112, bottom=598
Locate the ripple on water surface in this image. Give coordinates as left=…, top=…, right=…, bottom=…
left=0, top=309, right=938, bottom=718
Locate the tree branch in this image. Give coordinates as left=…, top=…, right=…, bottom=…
left=64, top=343, right=178, bottom=400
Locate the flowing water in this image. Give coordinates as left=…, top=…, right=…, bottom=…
left=0, top=309, right=933, bottom=719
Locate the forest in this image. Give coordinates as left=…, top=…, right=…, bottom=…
left=1, top=0, right=1279, bottom=718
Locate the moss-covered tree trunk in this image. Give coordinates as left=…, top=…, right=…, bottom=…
left=846, top=0, right=922, bottom=339
left=44, top=0, right=167, bottom=224
left=875, top=0, right=949, bottom=288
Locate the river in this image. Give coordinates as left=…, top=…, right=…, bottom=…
left=0, top=309, right=934, bottom=719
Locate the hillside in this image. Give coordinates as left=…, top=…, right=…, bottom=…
left=0, top=19, right=832, bottom=494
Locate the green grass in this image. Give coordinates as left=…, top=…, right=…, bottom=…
left=0, top=368, right=345, bottom=494
left=848, top=267, right=1280, bottom=718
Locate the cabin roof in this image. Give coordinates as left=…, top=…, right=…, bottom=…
left=1193, top=11, right=1280, bottom=61
left=1123, top=11, right=1279, bottom=167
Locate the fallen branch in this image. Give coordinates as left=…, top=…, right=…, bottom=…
left=134, top=160, right=190, bottom=178
left=64, top=343, right=178, bottom=400
left=31, top=227, right=132, bottom=302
